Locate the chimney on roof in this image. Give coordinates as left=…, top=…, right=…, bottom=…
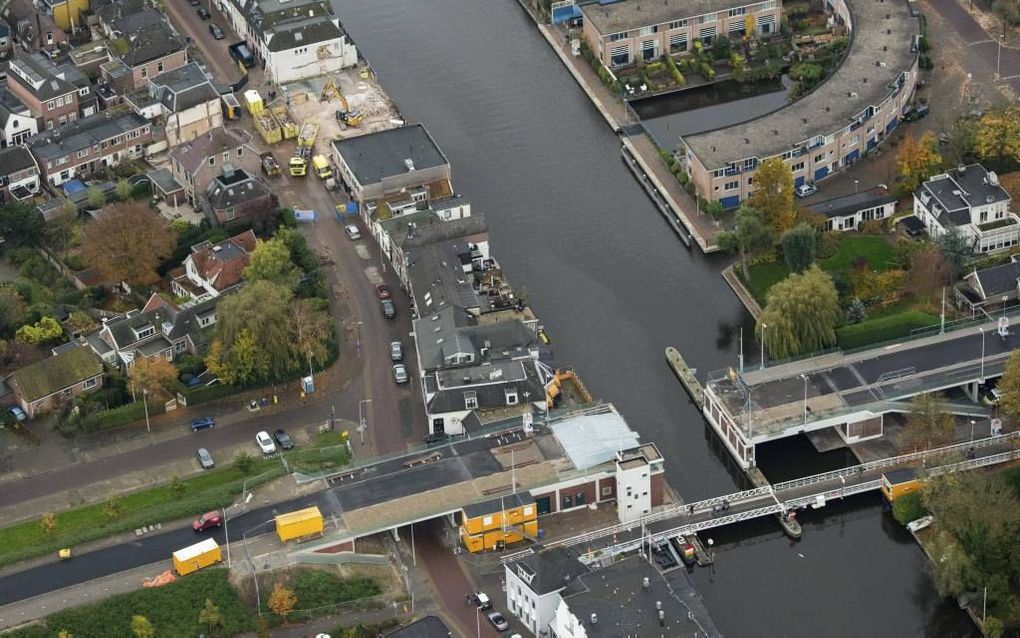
left=404, top=158, right=415, bottom=172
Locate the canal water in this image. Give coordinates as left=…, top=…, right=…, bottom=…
left=336, top=0, right=976, bottom=634
left=632, top=75, right=793, bottom=148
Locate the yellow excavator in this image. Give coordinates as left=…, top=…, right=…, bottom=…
left=320, top=77, right=363, bottom=126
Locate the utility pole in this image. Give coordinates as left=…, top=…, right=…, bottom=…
left=358, top=399, right=372, bottom=445
left=142, top=389, right=151, bottom=433
left=222, top=505, right=230, bottom=568
left=759, top=323, right=767, bottom=370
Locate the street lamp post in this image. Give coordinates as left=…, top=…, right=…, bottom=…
left=1003, top=295, right=1008, bottom=318
left=800, top=374, right=808, bottom=425
left=979, top=327, right=986, bottom=382
left=854, top=179, right=859, bottom=194
left=970, top=419, right=976, bottom=443
left=996, top=35, right=1003, bottom=80
left=142, top=389, right=151, bottom=433
left=222, top=505, right=230, bottom=568
left=358, top=399, right=372, bottom=445
left=760, top=323, right=767, bottom=370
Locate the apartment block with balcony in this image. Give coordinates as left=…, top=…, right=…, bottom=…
left=28, top=110, right=153, bottom=186
left=580, top=0, right=781, bottom=69
left=679, top=0, right=920, bottom=208
left=914, top=164, right=1017, bottom=254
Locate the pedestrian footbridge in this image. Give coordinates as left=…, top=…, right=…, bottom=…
left=703, top=316, right=1015, bottom=468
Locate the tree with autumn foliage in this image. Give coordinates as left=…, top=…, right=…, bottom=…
left=895, top=132, right=942, bottom=196
left=81, top=202, right=175, bottom=286
left=904, top=246, right=951, bottom=311
left=758, top=265, right=841, bottom=359
left=973, top=106, right=1020, bottom=168
left=748, top=157, right=797, bottom=232
left=128, top=356, right=181, bottom=403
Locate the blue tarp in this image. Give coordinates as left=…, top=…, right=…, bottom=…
left=62, top=179, right=87, bottom=195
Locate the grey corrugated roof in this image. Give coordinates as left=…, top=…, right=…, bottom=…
left=0, top=87, right=29, bottom=128
left=552, top=411, right=640, bottom=471
left=426, top=360, right=547, bottom=414
left=28, top=111, right=149, bottom=162
left=582, top=0, right=757, bottom=34
left=170, top=127, right=253, bottom=174
left=0, top=145, right=35, bottom=176
left=973, top=261, right=1020, bottom=299
left=333, top=124, right=448, bottom=186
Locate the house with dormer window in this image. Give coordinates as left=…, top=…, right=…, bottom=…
left=914, top=164, right=1017, bottom=254
left=171, top=230, right=256, bottom=301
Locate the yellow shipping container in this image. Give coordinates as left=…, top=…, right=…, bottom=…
left=243, top=89, right=263, bottom=115
left=276, top=506, right=324, bottom=542
left=881, top=468, right=922, bottom=502
left=172, top=538, right=222, bottom=576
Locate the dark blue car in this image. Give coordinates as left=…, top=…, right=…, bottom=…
left=190, top=416, right=215, bottom=431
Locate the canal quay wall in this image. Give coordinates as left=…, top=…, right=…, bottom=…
left=512, top=0, right=723, bottom=253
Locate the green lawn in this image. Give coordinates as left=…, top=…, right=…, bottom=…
left=742, top=261, right=791, bottom=305
left=7, top=569, right=254, bottom=638
left=0, top=459, right=283, bottom=569
left=820, top=235, right=899, bottom=272
left=836, top=310, right=939, bottom=350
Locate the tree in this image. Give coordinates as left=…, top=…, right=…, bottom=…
left=0, top=202, right=45, bottom=247
left=104, top=495, right=123, bottom=520
left=748, top=157, right=796, bottom=231
left=0, top=287, right=28, bottom=338
left=213, top=280, right=295, bottom=381
left=973, top=107, right=1020, bottom=167
left=131, top=615, right=155, bottom=638
left=904, top=392, right=954, bottom=449
left=15, top=316, right=63, bottom=344
left=896, top=132, right=942, bottom=195
left=198, top=598, right=223, bottom=636
left=289, top=298, right=333, bottom=369
left=234, top=451, right=256, bottom=474
left=80, top=202, right=175, bottom=286
left=128, top=356, right=180, bottom=403
left=845, top=297, right=867, bottom=324
left=780, top=223, right=816, bottom=272
left=904, top=246, right=951, bottom=309
left=717, top=207, right=773, bottom=281
left=116, top=178, right=133, bottom=201
left=65, top=311, right=98, bottom=336
left=86, top=186, right=106, bottom=210
left=226, top=328, right=271, bottom=385
left=244, top=238, right=298, bottom=289
left=935, top=226, right=972, bottom=281
left=268, top=582, right=297, bottom=618
left=997, top=349, right=1020, bottom=422
left=992, top=0, right=1020, bottom=35
left=758, top=265, right=840, bottom=359
left=40, top=513, right=57, bottom=538
left=927, top=529, right=975, bottom=598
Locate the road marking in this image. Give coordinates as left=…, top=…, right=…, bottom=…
left=365, top=266, right=383, bottom=285
left=355, top=245, right=371, bottom=260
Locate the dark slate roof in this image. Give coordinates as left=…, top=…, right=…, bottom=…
left=111, top=8, right=163, bottom=37
left=0, top=145, right=36, bottom=176
left=899, top=215, right=925, bottom=234
left=103, top=295, right=219, bottom=354
left=425, top=360, right=548, bottom=414
left=883, top=468, right=918, bottom=484
left=266, top=15, right=342, bottom=52
left=8, top=346, right=102, bottom=402
left=0, top=87, right=30, bottom=127
left=511, top=546, right=591, bottom=596
left=562, top=555, right=693, bottom=637
left=807, top=188, right=897, bottom=219
left=119, top=22, right=185, bottom=67
left=170, top=127, right=253, bottom=174
left=93, top=0, right=147, bottom=25
left=917, top=164, right=1011, bottom=226
left=333, top=124, right=448, bottom=186
left=463, top=492, right=535, bottom=519
left=205, top=168, right=271, bottom=208
left=7, top=52, right=74, bottom=100
left=385, top=616, right=453, bottom=638
left=413, top=305, right=536, bottom=372
left=28, top=112, right=148, bottom=162
left=972, top=260, right=1020, bottom=299
left=151, top=63, right=218, bottom=112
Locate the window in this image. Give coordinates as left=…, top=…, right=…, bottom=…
left=610, top=44, right=630, bottom=68
left=669, top=19, right=687, bottom=29
left=79, top=87, right=89, bottom=96
left=724, top=180, right=738, bottom=191
left=791, top=161, right=805, bottom=172
left=141, top=68, right=148, bottom=79
left=699, top=13, right=717, bottom=24
left=222, top=152, right=229, bottom=162
left=639, top=25, right=657, bottom=36
left=464, top=391, right=478, bottom=410
left=135, top=326, right=155, bottom=339
left=56, top=96, right=64, bottom=107
left=601, top=485, right=613, bottom=496
left=208, top=157, right=215, bottom=167
left=46, top=100, right=56, bottom=111
left=609, top=31, right=628, bottom=42
left=83, top=377, right=97, bottom=390
left=729, top=7, right=746, bottom=16
left=506, top=388, right=518, bottom=405
left=482, top=515, right=493, bottom=526
left=641, top=39, right=657, bottom=61
left=157, top=61, right=164, bottom=73
left=77, top=149, right=88, bottom=159
left=669, top=33, right=688, bottom=53
left=237, top=147, right=243, bottom=157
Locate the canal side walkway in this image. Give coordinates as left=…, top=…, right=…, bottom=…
left=514, top=0, right=722, bottom=252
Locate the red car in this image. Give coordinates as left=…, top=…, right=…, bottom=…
left=192, top=511, right=223, bottom=531
left=375, top=283, right=392, bottom=299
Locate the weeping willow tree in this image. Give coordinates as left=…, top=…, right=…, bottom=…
left=757, top=265, right=840, bottom=359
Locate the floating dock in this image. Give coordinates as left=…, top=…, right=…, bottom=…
left=665, top=346, right=703, bottom=407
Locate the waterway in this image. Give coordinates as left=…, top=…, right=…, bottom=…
left=633, top=75, right=794, bottom=147
left=337, top=0, right=976, bottom=634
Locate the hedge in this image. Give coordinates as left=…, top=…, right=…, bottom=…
left=78, top=399, right=165, bottom=433
left=891, top=491, right=928, bottom=526
left=836, top=311, right=938, bottom=350
left=6, top=569, right=254, bottom=638
left=182, top=382, right=243, bottom=406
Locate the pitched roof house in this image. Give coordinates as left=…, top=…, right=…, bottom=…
left=0, top=86, right=38, bottom=147
left=7, top=346, right=103, bottom=418
left=137, top=62, right=223, bottom=147
left=914, top=164, right=1017, bottom=254
left=172, top=229, right=256, bottom=301
left=169, top=127, right=261, bottom=205
left=201, top=166, right=274, bottom=225
left=0, top=144, right=40, bottom=202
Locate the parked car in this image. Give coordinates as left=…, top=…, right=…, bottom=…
left=256, top=430, right=276, bottom=454
left=209, top=24, right=225, bottom=39
left=794, top=183, right=817, bottom=198
left=197, top=7, right=211, bottom=19
left=196, top=447, right=215, bottom=469
left=903, top=104, right=930, bottom=121
left=474, top=592, right=492, bottom=610
left=375, top=283, right=392, bottom=299
left=190, top=416, right=215, bottom=431
left=344, top=224, right=361, bottom=240
left=273, top=428, right=295, bottom=450
left=487, top=612, right=509, bottom=631
left=390, top=341, right=404, bottom=361
left=380, top=299, right=395, bottom=319
left=392, top=363, right=408, bottom=384
left=424, top=432, right=450, bottom=445
left=192, top=510, right=223, bottom=531
left=188, top=0, right=200, bottom=5
left=8, top=406, right=27, bottom=422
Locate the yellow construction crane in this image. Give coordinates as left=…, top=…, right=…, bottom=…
left=319, top=78, right=338, bottom=102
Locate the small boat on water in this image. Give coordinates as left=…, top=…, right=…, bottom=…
left=778, top=510, right=802, bottom=540
left=665, top=347, right=704, bottom=407
left=907, top=515, right=934, bottom=533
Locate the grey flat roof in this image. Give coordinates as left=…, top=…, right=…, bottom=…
left=808, top=188, right=897, bottom=218
left=333, top=124, right=448, bottom=186
left=684, top=0, right=920, bottom=170
left=582, top=0, right=750, bottom=35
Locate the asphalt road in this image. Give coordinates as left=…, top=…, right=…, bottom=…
left=164, top=0, right=248, bottom=87
left=928, top=0, right=1020, bottom=90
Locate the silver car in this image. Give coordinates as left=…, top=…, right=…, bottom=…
left=393, top=363, right=408, bottom=384
left=390, top=341, right=404, bottom=361
left=196, top=447, right=215, bottom=469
